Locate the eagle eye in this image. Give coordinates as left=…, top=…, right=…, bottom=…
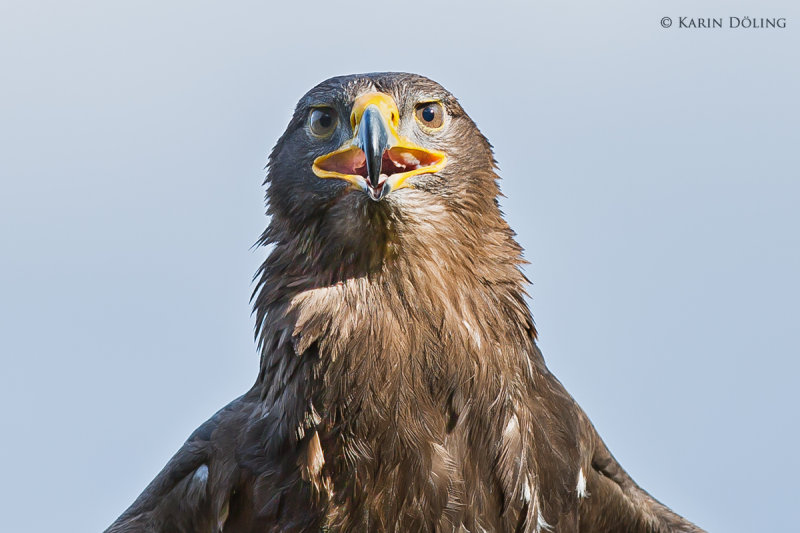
left=414, top=101, right=445, bottom=130
left=309, top=107, right=338, bottom=138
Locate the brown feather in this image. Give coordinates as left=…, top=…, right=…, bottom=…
left=106, top=73, right=704, bottom=533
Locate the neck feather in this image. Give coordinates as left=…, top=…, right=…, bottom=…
left=252, top=188, right=537, bottom=405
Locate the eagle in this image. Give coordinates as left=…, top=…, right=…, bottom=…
left=107, top=72, right=704, bottom=533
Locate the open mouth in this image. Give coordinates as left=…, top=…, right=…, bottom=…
left=311, top=92, right=447, bottom=201
left=313, top=145, right=446, bottom=199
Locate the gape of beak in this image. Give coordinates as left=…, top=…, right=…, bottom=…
left=312, top=93, right=446, bottom=201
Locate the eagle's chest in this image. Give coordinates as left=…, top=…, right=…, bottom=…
left=285, top=279, right=544, bottom=529
left=290, top=278, right=492, bottom=420
left=308, top=360, right=510, bottom=531
left=302, top=328, right=526, bottom=530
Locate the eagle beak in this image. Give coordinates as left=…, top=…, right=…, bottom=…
left=358, top=104, right=389, bottom=192
left=312, top=92, right=447, bottom=201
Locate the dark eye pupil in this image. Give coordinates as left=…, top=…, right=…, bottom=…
left=318, top=113, right=332, bottom=128
left=422, top=106, right=435, bottom=122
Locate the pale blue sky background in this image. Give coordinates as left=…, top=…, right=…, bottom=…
left=1, top=1, right=797, bottom=531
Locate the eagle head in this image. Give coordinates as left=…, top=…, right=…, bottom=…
left=265, top=73, right=500, bottom=243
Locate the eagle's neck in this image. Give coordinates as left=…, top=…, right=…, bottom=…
left=252, top=188, right=537, bottom=438
left=249, top=189, right=545, bottom=525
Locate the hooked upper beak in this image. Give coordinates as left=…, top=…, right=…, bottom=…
left=312, top=93, right=447, bottom=201
left=359, top=104, right=389, bottom=191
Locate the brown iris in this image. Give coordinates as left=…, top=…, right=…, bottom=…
left=414, top=101, right=444, bottom=130
left=309, top=107, right=338, bottom=138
